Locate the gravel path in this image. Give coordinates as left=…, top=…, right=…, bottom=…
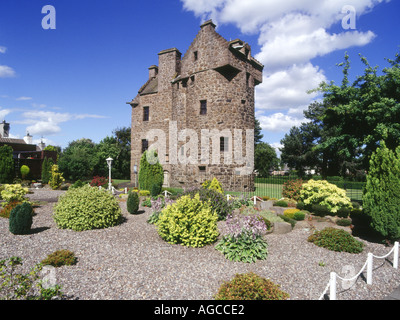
left=1, top=189, right=399, bottom=300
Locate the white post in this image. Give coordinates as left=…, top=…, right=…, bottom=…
left=227, top=194, right=230, bottom=201
left=253, top=196, right=257, bottom=205
left=394, top=242, right=399, bottom=269
left=330, top=272, right=337, bottom=300
left=125, top=187, right=127, bottom=194
left=164, top=190, right=168, bottom=197
left=367, top=253, right=373, bottom=285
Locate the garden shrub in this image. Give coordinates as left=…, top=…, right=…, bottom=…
left=363, top=142, right=400, bottom=241
left=41, top=250, right=77, bottom=267
left=90, top=176, right=108, bottom=188
left=293, top=211, right=306, bottom=221
left=0, top=201, right=22, bottom=218
left=20, top=165, right=30, bottom=179
left=138, top=150, right=164, bottom=192
left=127, top=191, right=139, bottom=214
left=202, top=177, right=224, bottom=194
left=214, top=272, right=289, bottom=300
left=296, top=201, right=305, bottom=210
left=49, top=165, right=65, bottom=190
left=311, top=204, right=331, bottom=217
left=283, top=208, right=300, bottom=219
left=282, top=179, right=303, bottom=201
left=69, top=180, right=84, bottom=189
left=9, top=202, right=33, bottom=235
left=307, top=227, right=364, bottom=253
left=240, top=207, right=283, bottom=228
left=273, top=200, right=288, bottom=207
left=53, top=184, right=122, bottom=231
left=299, top=179, right=352, bottom=214
left=216, top=214, right=268, bottom=263
left=0, top=146, right=14, bottom=184
left=41, top=157, right=54, bottom=185
left=1, top=184, right=29, bottom=206
left=336, top=218, right=352, bottom=227
left=156, top=194, right=219, bottom=248
left=147, top=197, right=175, bottom=224
left=150, top=182, right=163, bottom=197
left=185, top=187, right=232, bottom=220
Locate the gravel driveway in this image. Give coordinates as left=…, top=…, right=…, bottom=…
left=1, top=189, right=399, bottom=300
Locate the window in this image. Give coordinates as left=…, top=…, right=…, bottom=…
left=200, top=100, right=207, bottom=115
left=143, top=106, right=149, bottom=121
left=220, top=137, right=229, bottom=152
left=199, top=166, right=206, bottom=174
left=141, top=139, right=148, bottom=153
left=194, top=51, right=198, bottom=61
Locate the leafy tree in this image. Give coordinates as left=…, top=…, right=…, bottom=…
left=41, top=157, right=54, bottom=184
left=363, top=141, right=400, bottom=241
left=255, top=142, right=279, bottom=177
left=58, top=138, right=97, bottom=181
left=0, top=146, right=14, bottom=183
left=312, top=51, right=400, bottom=171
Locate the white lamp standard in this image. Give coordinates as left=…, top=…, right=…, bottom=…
left=106, top=157, right=113, bottom=191
left=133, top=164, right=138, bottom=188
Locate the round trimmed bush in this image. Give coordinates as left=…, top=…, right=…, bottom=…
left=9, top=202, right=33, bottom=235
left=156, top=194, right=219, bottom=247
left=127, top=190, right=139, bottom=214
left=215, top=272, right=289, bottom=300
left=53, top=184, right=122, bottom=231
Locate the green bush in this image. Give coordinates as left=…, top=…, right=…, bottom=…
left=336, top=218, right=352, bottom=227
left=311, top=204, right=331, bottom=217
left=20, top=165, right=30, bottom=179
left=293, top=211, right=306, bottom=221
left=138, top=150, right=164, bottom=192
left=53, top=184, right=122, bottom=231
left=127, top=191, right=139, bottom=214
left=9, top=202, right=33, bottom=235
left=41, top=250, right=77, bottom=267
left=150, top=182, right=162, bottom=197
left=49, top=165, right=65, bottom=190
left=0, top=146, right=14, bottom=184
left=307, top=227, right=364, bottom=253
left=274, top=200, right=288, bottom=207
left=214, top=272, right=289, bottom=300
left=156, top=194, right=219, bottom=248
left=185, top=187, right=232, bottom=220
left=363, top=141, right=400, bottom=241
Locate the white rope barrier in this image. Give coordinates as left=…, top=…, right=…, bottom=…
left=319, top=241, right=399, bottom=300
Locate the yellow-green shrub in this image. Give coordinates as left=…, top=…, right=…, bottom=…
left=299, top=179, right=352, bottom=214
left=202, top=177, right=224, bottom=194
left=53, top=184, right=122, bottom=231
left=156, top=194, right=219, bottom=247
left=1, top=184, right=29, bottom=206
left=283, top=208, right=300, bottom=219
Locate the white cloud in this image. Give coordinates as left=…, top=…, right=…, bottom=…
left=258, top=112, right=304, bottom=133
left=0, top=46, right=6, bottom=54
left=16, top=96, right=33, bottom=101
left=0, top=107, right=11, bottom=120
left=0, top=65, right=16, bottom=78
left=180, top=0, right=385, bottom=140
left=20, top=110, right=107, bottom=137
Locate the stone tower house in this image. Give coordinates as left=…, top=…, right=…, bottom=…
left=127, top=20, right=263, bottom=191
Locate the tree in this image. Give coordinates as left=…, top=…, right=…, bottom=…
left=0, top=146, right=14, bottom=183
left=312, top=50, right=400, bottom=172
left=254, top=142, right=279, bottom=177
left=363, top=141, right=400, bottom=241
left=58, top=138, right=97, bottom=181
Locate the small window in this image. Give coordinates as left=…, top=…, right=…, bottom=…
left=143, top=106, right=149, bottom=121
left=199, top=166, right=206, bottom=173
left=220, top=137, right=228, bottom=152
left=200, top=100, right=207, bottom=115
left=194, top=51, right=198, bottom=61
left=141, top=139, right=148, bottom=153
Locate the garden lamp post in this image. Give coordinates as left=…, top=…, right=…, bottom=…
left=133, top=164, right=138, bottom=188
left=106, top=157, right=113, bottom=190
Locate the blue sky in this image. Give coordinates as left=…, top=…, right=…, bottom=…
left=0, top=0, right=399, bottom=155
